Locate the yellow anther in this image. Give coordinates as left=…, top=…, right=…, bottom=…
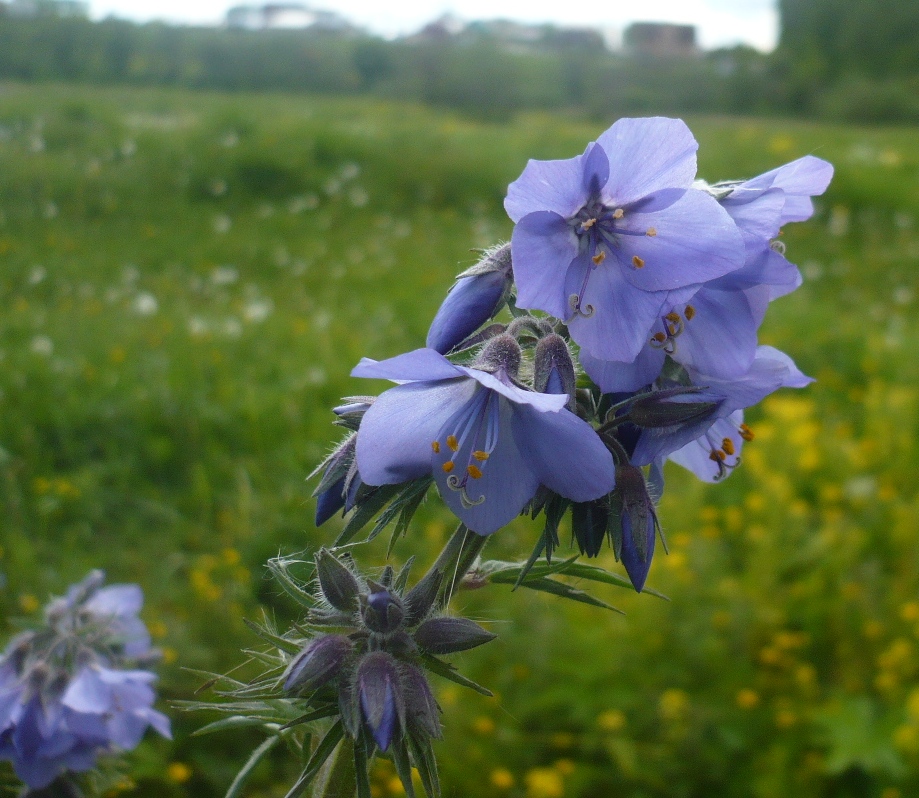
left=581, top=218, right=597, bottom=230
left=441, top=461, right=455, bottom=473
left=684, top=305, right=696, bottom=321
left=740, top=423, right=755, bottom=441
left=431, top=441, right=440, bottom=453
left=667, top=324, right=677, bottom=336
left=646, top=227, right=657, bottom=237
left=612, top=208, right=624, bottom=219
left=665, top=312, right=680, bottom=324
left=632, top=255, right=645, bottom=269
left=473, top=451, right=490, bottom=461
left=652, top=332, right=667, bottom=343
left=446, top=435, right=459, bottom=452
left=722, top=438, right=736, bottom=456
left=709, top=449, right=726, bottom=462
left=592, top=251, right=606, bottom=265
left=466, top=465, right=483, bottom=479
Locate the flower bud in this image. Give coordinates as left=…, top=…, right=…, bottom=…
left=426, top=244, right=513, bottom=354
left=283, top=634, right=353, bottom=694
left=402, top=567, right=443, bottom=627
left=413, top=616, right=496, bottom=655
left=314, top=476, right=346, bottom=527
left=356, top=651, right=404, bottom=751
left=361, top=585, right=405, bottom=634
left=628, top=388, right=721, bottom=429
left=533, top=333, right=577, bottom=410
left=473, top=333, right=522, bottom=379
left=315, top=549, right=362, bottom=613
left=612, top=465, right=659, bottom=592
left=402, top=663, right=442, bottom=739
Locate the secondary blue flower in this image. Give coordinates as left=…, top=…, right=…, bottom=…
left=0, top=572, right=170, bottom=790
left=352, top=347, right=615, bottom=535
left=506, top=117, right=744, bottom=362
left=630, top=345, right=813, bottom=472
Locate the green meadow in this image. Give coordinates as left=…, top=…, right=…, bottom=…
left=1, top=82, right=918, bottom=797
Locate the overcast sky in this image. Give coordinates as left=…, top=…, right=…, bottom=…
left=87, top=0, right=780, bottom=51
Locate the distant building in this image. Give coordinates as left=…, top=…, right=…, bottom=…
left=409, top=15, right=606, bottom=53
left=3, top=0, right=88, bottom=17
left=226, top=3, right=352, bottom=32
left=624, top=22, right=697, bottom=58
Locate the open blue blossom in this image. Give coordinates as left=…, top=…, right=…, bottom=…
left=0, top=572, right=170, bottom=790
left=630, top=345, right=813, bottom=473
left=506, top=117, right=744, bottom=362
left=352, top=347, right=615, bottom=535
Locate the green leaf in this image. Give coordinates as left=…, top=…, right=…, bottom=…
left=225, top=735, right=281, bottom=798
left=391, top=738, right=417, bottom=798
left=278, top=706, right=339, bottom=731
left=354, top=737, right=372, bottom=798
left=335, top=483, right=403, bottom=545
left=407, top=731, right=440, bottom=798
left=393, top=556, right=415, bottom=593
left=284, top=720, right=345, bottom=798
left=243, top=618, right=301, bottom=655
left=193, top=715, right=275, bottom=737
left=420, top=653, right=493, bottom=697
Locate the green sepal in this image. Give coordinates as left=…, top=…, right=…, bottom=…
left=420, top=653, right=493, bottom=697
left=283, top=720, right=345, bottom=798
left=391, top=738, right=417, bottom=798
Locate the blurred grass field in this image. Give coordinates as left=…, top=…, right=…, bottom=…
left=0, top=82, right=918, bottom=797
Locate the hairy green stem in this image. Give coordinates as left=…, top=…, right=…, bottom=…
left=430, top=523, right=488, bottom=609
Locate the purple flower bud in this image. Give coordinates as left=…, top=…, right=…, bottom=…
left=472, top=333, right=522, bottom=380
left=283, top=635, right=353, bottom=694
left=315, top=475, right=347, bottom=527
left=613, top=465, right=659, bottom=592
left=315, top=549, right=362, bottom=613
left=413, top=616, right=496, bottom=655
left=356, top=651, right=404, bottom=751
left=533, top=334, right=577, bottom=410
left=402, top=567, right=443, bottom=627
left=401, top=663, right=442, bottom=739
left=361, top=585, right=405, bottom=634
left=426, top=244, right=512, bottom=354
left=628, top=387, right=722, bottom=429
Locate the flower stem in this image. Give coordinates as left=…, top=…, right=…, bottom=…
left=431, top=523, right=488, bottom=609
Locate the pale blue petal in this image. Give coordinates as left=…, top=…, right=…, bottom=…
left=356, top=379, right=475, bottom=485
left=580, top=345, right=665, bottom=393
left=512, top=405, right=615, bottom=502
left=510, top=211, right=578, bottom=319
left=618, top=189, right=745, bottom=292
left=433, top=398, right=540, bottom=535
left=505, top=153, right=589, bottom=222
left=597, top=117, right=698, bottom=206
left=462, top=368, right=568, bottom=411
left=351, top=348, right=465, bottom=382
left=669, top=412, right=745, bottom=483
left=567, top=256, right=669, bottom=362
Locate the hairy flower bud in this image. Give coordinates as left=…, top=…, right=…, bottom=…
left=628, top=387, right=722, bottom=429
left=533, top=333, right=577, bottom=411
left=315, top=549, right=362, bottom=613
left=426, top=243, right=513, bottom=354
left=362, top=585, right=405, bottom=634
left=283, top=634, right=353, bottom=694
left=402, top=663, right=442, bottom=739
left=473, top=333, right=522, bottom=379
left=356, top=651, right=404, bottom=751
left=413, top=616, right=496, bottom=655
left=402, top=567, right=443, bottom=627
left=611, top=465, right=660, bottom=592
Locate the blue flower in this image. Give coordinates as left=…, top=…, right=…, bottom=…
left=352, top=347, right=615, bottom=535
left=0, top=573, right=170, bottom=790
left=505, top=117, right=744, bottom=362
left=630, top=345, right=813, bottom=474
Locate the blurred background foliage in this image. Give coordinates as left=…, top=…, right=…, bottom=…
left=0, top=1, right=918, bottom=796
left=1, top=0, right=919, bottom=123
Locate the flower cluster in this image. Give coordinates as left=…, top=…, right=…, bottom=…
left=0, top=571, right=170, bottom=791
left=314, top=116, right=831, bottom=593
left=196, top=550, right=496, bottom=797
